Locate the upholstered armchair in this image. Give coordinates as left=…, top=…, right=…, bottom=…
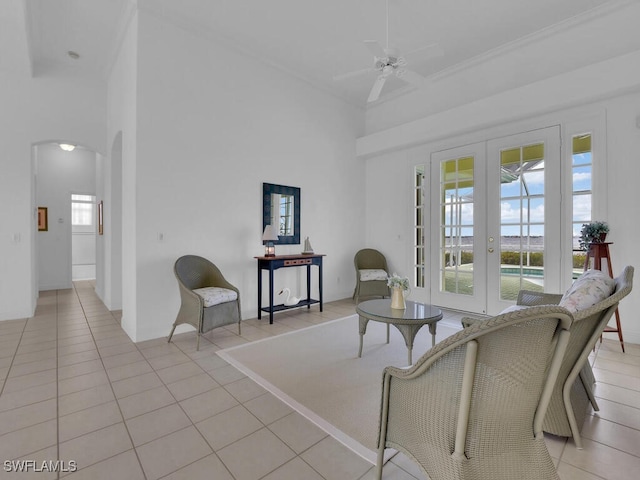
left=353, top=248, right=390, bottom=303
left=168, top=255, right=241, bottom=350
left=377, top=306, right=573, bottom=480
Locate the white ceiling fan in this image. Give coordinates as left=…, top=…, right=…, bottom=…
left=335, top=0, right=443, bottom=103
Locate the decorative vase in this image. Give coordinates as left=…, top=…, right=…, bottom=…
left=390, top=287, right=406, bottom=310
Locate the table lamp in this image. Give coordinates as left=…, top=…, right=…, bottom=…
left=262, top=225, right=279, bottom=257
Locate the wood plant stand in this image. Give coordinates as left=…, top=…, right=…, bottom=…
left=584, top=242, right=625, bottom=352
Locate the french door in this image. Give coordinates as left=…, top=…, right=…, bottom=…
left=486, top=127, right=561, bottom=314
left=430, top=127, right=561, bottom=315
left=430, top=143, right=487, bottom=313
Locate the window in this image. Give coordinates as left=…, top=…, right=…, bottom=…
left=440, top=156, right=475, bottom=295
left=498, top=143, right=545, bottom=297
left=572, top=134, right=592, bottom=269
left=71, top=194, right=95, bottom=227
left=414, top=166, right=426, bottom=287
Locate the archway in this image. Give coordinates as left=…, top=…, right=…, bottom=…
left=34, top=141, right=98, bottom=291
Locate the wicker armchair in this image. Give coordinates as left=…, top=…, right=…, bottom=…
left=168, top=255, right=241, bottom=350
left=513, top=265, right=633, bottom=448
left=353, top=248, right=390, bottom=303
left=377, top=306, right=573, bottom=480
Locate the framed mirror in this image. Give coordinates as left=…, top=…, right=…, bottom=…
left=263, top=183, right=300, bottom=245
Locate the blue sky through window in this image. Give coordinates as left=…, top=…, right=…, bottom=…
left=572, top=151, right=592, bottom=236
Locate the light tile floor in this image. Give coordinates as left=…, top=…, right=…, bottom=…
left=0, top=281, right=638, bottom=479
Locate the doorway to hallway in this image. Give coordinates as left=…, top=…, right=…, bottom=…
left=71, top=193, right=97, bottom=281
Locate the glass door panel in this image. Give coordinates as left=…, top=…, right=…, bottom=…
left=498, top=143, right=545, bottom=300
left=431, top=144, right=486, bottom=313
left=487, top=127, right=561, bottom=314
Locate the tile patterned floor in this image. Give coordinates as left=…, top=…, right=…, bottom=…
left=0, top=281, right=638, bottom=479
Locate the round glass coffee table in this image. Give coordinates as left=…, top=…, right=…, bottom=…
left=356, top=299, right=443, bottom=365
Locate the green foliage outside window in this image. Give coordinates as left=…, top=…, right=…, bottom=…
left=446, top=250, right=586, bottom=269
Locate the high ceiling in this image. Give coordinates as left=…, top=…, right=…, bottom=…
left=19, top=0, right=631, bottom=107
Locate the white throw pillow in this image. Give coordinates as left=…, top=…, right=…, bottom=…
left=359, top=269, right=388, bottom=281
left=193, top=287, right=238, bottom=307
left=559, top=269, right=615, bottom=313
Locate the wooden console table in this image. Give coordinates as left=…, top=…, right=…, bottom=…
left=255, top=254, right=325, bottom=324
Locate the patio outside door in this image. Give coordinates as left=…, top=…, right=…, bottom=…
left=486, top=127, right=561, bottom=314
left=430, top=143, right=487, bottom=313
left=430, top=127, right=561, bottom=315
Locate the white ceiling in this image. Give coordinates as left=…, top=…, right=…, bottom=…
left=20, top=0, right=631, bottom=107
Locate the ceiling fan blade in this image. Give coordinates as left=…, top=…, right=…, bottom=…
left=396, top=68, right=426, bottom=87
left=367, top=75, right=387, bottom=103
left=403, top=43, right=444, bottom=62
left=332, top=67, right=375, bottom=82
left=364, top=40, right=387, bottom=59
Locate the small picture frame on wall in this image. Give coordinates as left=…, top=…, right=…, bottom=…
left=37, top=207, right=48, bottom=231
left=98, top=200, right=104, bottom=235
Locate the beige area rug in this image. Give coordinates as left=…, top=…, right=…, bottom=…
left=217, top=314, right=461, bottom=463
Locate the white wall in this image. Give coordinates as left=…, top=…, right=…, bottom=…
left=36, top=143, right=97, bottom=290
left=95, top=154, right=105, bottom=299
left=0, top=1, right=106, bottom=320
left=113, top=10, right=366, bottom=341
left=604, top=93, right=640, bottom=345
left=105, top=9, right=138, bottom=331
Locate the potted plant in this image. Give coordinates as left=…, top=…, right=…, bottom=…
left=579, top=221, right=609, bottom=251
left=387, top=273, right=410, bottom=309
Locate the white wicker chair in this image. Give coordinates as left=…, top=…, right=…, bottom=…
left=512, top=265, right=633, bottom=448
left=377, top=306, right=573, bottom=480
